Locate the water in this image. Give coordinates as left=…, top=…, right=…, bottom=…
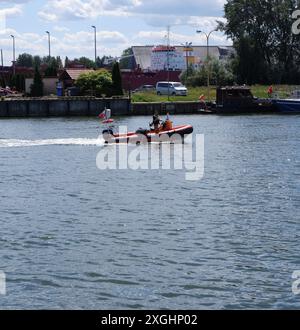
left=0, top=115, right=299, bottom=309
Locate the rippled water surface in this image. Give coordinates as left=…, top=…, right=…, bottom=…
left=0, top=115, right=299, bottom=309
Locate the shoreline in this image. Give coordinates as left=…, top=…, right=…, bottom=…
left=0, top=97, right=204, bottom=118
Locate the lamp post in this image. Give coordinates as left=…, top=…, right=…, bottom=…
left=46, top=31, right=51, bottom=60
left=11, top=35, right=15, bottom=75
left=181, top=42, right=192, bottom=77
left=196, top=29, right=216, bottom=101
left=91, top=25, right=97, bottom=67
left=167, top=25, right=170, bottom=101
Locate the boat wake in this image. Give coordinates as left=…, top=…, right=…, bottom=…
left=0, top=137, right=105, bottom=148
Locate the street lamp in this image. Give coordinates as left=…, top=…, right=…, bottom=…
left=181, top=42, right=192, bottom=76
left=196, top=29, right=216, bottom=101
left=91, top=25, right=97, bottom=67
left=11, top=35, right=15, bottom=75
left=46, top=31, right=51, bottom=60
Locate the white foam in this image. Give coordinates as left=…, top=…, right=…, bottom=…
left=0, top=138, right=105, bottom=148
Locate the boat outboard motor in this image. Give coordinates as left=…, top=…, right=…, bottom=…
left=102, top=128, right=114, bottom=135
left=135, top=128, right=148, bottom=135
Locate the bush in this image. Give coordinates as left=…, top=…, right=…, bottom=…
left=30, top=66, right=44, bottom=97
left=180, top=58, right=235, bottom=87
left=76, top=70, right=113, bottom=97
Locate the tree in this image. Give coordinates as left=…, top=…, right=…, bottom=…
left=33, top=55, right=42, bottom=68
left=76, top=57, right=96, bottom=69
left=180, top=59, right=234, bottom=87
left=111, top=62, right=123, bottom=95
left=65, top=56, right=70, bottom=68
left=30, top=66, right=44, bottom=97
left=218, top=0, right=300, bottom=84
left=44, top=58, right=58, bottom=77
left=56, top=56, right=63, bottom=69
left=10, top=74, right=26, bottom=92
left=75, top=70, right=113, bottom=97
left=119, top=47, right=134, bottom=70
left=16, top=53, right=34, bottom=67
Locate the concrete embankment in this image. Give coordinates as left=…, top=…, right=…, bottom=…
left=131, top=101, right=201, bottom=115
left=0, top=97, right=131, bottom=118
left=0, top=97, right=202, bottom=118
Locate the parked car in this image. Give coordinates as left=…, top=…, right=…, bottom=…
left=134, top=85, right=155, bottom=93
left=156, top=81, right=188, bottom=96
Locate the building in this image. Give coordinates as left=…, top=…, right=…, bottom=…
left=59, top=69, right=94, bottom=89
left=25, top=77, right=59, bottom=95
left=132, top=45, right=234, bottom=72
left=120, top=45, right=234, bottom=91
left=150, top=46, right=185, bottom=71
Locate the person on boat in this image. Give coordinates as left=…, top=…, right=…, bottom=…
left=150, top=112, right=161, bottom=131
left=162, top=113, right=173, bottom=130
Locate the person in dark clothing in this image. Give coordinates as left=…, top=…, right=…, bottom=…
left=150, top=113, right=161, bottom=130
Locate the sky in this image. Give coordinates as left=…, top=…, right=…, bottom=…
left=0, top=0, right=231, bottom=66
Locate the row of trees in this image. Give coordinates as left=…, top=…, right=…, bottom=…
left=180, top=1, right=300, bottom=87
left=28, top=62, right=123, bottom=97
left=16, top=53, right=116, bottom=70
left=180, top=58, right=235, bottom=87
left=218, top=0, right=300, bottom=85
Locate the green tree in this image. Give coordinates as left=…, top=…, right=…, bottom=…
left=33, top=55, right=42, bottom=68
left=64, top=56, right=70, bottom=68
left=77, top=57, right=96, bottom=69
left=10, top=74, right=26, bottom=92
left=111, top=62, right=123, bottom=95
left=219, top=0, right=300, bottom=84
left=180, top=59, right=234, bottom=87
left=16, top=53, right=34, bottom=67
left=75, top=70, right=113, bottom=97
left=30, top=66, right=44, bottom=97
left=119, top=47, right=134, bottom=69
left=44, top=58, right=58, bottom=77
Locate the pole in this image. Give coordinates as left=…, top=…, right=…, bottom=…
left=206, top=34, right=210, bottom=102
left=46, top=31, right=51, bottom=60
left=167, top=25, right=170, bottom=101
left=92, top=26, right=97, bottom=67
left=196, top=29, right=215, bottom=102
left=11, top=35, right=15, bottom=76
left=182, top=42, right=192, bottom=78
left=186, top=46, right=189, bottom=75
left=1, top=49, right=3, bottom=68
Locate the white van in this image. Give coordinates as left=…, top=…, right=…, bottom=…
left=156, top=81, right=188, bottom=96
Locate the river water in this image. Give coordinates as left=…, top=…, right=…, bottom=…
left=0, top=114, right=299, bottom=309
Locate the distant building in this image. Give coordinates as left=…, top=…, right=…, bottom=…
left=59, top=69, right=94, bottom=89
left=25, top=77, right=59, bottom=95
left=131, top=45, right=234, bottom=72
left=150, top=45, right=185, bottom=71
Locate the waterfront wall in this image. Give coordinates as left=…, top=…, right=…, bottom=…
left=0, top=97, right=131, bottom=118
left=131, top=101, right=200, bottom=115
left=0, top=98, right=201, bottom=118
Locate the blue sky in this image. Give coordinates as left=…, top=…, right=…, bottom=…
left=0, top=0, right=230, bottom=65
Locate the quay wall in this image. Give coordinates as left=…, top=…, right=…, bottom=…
left=0, top=97, right=201, bottom=118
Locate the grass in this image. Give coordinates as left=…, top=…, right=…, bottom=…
left=131, top=85, right=300, bottom=103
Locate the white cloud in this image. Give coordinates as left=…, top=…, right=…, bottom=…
left=0, top=5, right=22, bottom=18
left=53, top=26, right=70, bottom=33
left=38, top=0, right=225, bottom=23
